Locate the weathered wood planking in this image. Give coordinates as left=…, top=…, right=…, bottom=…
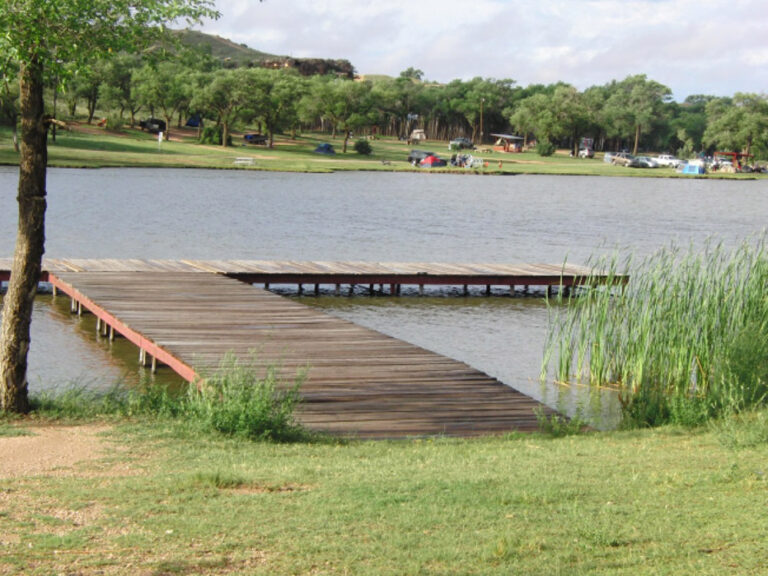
left=47, top=271, right=555, bottom=438
left=1, top=258, right=621, bottom=289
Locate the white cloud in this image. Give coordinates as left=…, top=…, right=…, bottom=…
left=199, top=0, right=768, bottom=99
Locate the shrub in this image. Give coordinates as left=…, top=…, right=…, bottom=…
left=353, top=139, right=372, bottom=155
left=27, top=354, right=309, bottom=442
left=535, top=140, right=556, bottom=157
left=199, top=125, right=232, bottom=146
left=105, top=115, right=124, bottom=132
left=186, top=354, right=307, bottom=442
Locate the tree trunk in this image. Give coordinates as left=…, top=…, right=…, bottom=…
left=221, top=121, right=229, bottom=147
left=633, top=124, right=641, bottom=156
left=1, top=59, right=48, bottom=414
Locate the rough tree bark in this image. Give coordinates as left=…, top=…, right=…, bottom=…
left=0, top=58, right=48, bottom=412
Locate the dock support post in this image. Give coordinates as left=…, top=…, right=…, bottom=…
left=52, top=285, right=58, bottom=297
left=298, top=284, right=303, bottom=295
left=419, top=284, right=424, bottom=296
left=348, top=284, right=355, bottom=296
left=109, top=325, right=115, bottom=342
left=547, top=285, right=554, bottom=298
left=96, top=318, right=101, bottom=334
left=509, top=285, right=515, bottom=295
left=390, top=283, right=396, bottom=295
left=463, top=285, right=469, bottom=297
left=77, top=301, right=82, bottom=316
left=139, top=349, right=146, bottom=366
left=486, top=285, right=491, bottom=296
left=264, top=282, right=270, bottom=290
left=335, top=283, right=341, bottom=296
left=314, top=283, right=320, bottom=296
left=151, top=355, right=157, bottom=373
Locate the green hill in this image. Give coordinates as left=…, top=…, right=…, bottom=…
left=176, top=30, right=355, bottom=77
left=177, top=29, right=281, bottom=66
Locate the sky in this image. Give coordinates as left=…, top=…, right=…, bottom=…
left=198, top=0, right=768, bottom=102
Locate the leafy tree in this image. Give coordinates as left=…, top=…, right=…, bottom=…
left=300, top=77, right=374, bottom=152
left=190, top=68, right=251, bottom=147
left=703, top=93, right=768, bottom=156
left=99, top=53, right=145, bottom=127
left=244, top=68, right=306, bottom=148
left=0, top=59, right=20, bottom=151
left=603, top=74, right=672, bottom=155
left=0, top=0, right=219, bottom=414
left=134, top=61, right=193, bottom=140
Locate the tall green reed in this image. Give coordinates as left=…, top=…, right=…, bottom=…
left=543, top=234, right=768, bottom=427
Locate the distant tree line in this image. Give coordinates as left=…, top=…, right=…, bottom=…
left=1, top=44, right=767, bottom=159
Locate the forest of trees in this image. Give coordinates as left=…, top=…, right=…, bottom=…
left=2, top=42, right=767, bottom=159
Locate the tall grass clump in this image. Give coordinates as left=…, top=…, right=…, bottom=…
left=543, top=235, right=768, bottom=428
left=186, top=354, right=307, bottom=442
left=26, top=355, right=309, bottom=442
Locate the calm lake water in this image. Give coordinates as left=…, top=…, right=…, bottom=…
left=2, top=167, right=767, bottom=425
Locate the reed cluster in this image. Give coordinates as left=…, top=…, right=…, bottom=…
left=543, top=235, right=768, bottom=427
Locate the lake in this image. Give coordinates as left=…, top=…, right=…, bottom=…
left=2, top=167, right=767, bottom=425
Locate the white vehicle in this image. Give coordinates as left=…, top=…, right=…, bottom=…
left=655, top=154, right=681, bottom=168
left=634, top=156, right=659, bottom=168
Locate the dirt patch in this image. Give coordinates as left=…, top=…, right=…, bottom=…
left=0, top=424, right=111, bottom=478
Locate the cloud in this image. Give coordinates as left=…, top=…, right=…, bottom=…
left=200, top=0, right=768, bottom=99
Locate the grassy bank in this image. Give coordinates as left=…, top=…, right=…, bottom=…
left=1, top=124, right=764, bottom=179
left=1, top=413, right=767, bottom=575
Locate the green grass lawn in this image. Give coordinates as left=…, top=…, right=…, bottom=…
left=1, top=417, right=767, bottom=575
left=1, top=124, right=763, bottom=179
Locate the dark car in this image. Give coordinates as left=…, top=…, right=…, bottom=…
left=408, top=149, right=434, bottom=164
left=244, top=133, right=268, bottom=145
left=449, top=137, right=474, bottom=150
left=139, top=118, right=166, bottom=134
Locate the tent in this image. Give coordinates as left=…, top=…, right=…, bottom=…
left=314, top=143, right=336, bottom=155
left=678, top=162, right=706, bottom=175
left=420, top=155, right=447, bottom=167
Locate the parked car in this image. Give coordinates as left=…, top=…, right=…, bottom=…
left=419, top=154, right=447, bottom=168
left=408, top=149, right=434, bottom=164
left=448, top=137, right=474, bottom=150
left=611, top=152, right=636, bottom=167
left=578, top=147, right=594, bottom=158
left=603, top=151, right=616, bottom=163
left=244, top=133, right=268, bottom=145
left=632, top=156, right=659, bottom=168
left=655, top=154, right=681, bottom=168
left=139, top=118, right=166, bottom=134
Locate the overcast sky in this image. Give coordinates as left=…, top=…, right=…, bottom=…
left=198, top=0, right=768, bottom=101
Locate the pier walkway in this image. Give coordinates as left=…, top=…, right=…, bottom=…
left=0, top=258, right=621, bottom=437
left=38, top=270, right=553, bottom=437
left=1, top=258, right=615, bottom=295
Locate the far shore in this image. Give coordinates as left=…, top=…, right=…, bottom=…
left=1, top=124, right=764, bottom=180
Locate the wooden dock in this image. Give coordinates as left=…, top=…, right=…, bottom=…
left=1, top=258, right=619, bottom=295
left=35, top=270, right=555, bottom=437
left=0, top=258, right=621, bottom=437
